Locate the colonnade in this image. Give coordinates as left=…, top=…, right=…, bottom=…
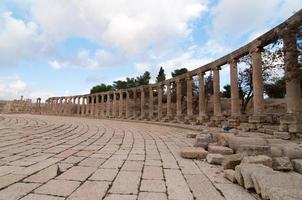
left=45, top=10, right=302, bottom=132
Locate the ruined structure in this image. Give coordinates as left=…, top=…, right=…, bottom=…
left=44, top=10, right=302, bottom=136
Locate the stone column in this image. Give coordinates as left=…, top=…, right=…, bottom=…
left=213, top=67, right=222, bottom=117
left=107, top=93, right=111, bottom=117
left=126, top=90, right=130, bottom=118
left=166, top=81, right=172, bottom=119
left=176, top=78, right=182, bottom=120
left=112, top=93, right=117, bottom=117
left=198, top=71, right=206, bottom=121
left=149, top=86, right=154, bottom=119
left=251, top=47, right=264, bottom=117
left=283, top=28, right=302, bottom=113
left=101, top=94, right=105, bottom=117
left=186, top=74, right=193, bottom=119
left=230, top=59, right=241, bottom=117
left=158, top=83, right=163, bottom=120
left=133, top=89, right=137, bottom=118
left=77, top=97, right=81, bottom=115
left=96, top=95, right=100, bottom=118
left=140, top=86, right=145, bottom=119
left=90, top=95, right=95, bottom=117
left=118, top=91, right=123, bottom=118
left=81, top=97, right=85, bottom=116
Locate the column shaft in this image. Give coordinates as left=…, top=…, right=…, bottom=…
left=283, top=28, right=302, bottom=113
left=230, top=60, right=241, bottom=116
left=213, top=67, right=222, bottom=116
left=186, top=75, right=193, bottom=117
left=140, top=87, right=145, bottom=119
left=149, top=86, right=153, bottom=119
left=199, top=72, right=206, bottom=117
left=166, top=81, right=172, bottom=117
left=176, top=78, right=182, bottom=117
left=158, top=84, right=163, bottom=119
left=251, top=47, right=264, bottom=115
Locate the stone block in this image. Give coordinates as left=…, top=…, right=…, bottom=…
left=223, top=169, right=236, bottom=183
left=282, top=145, right=302, bottom=159
left=273, top=131, right=291, bottom=140
left=234, top=165, right=244, bottom=186
left=180, top=147, right=208, bottom=159
left=292, top=159, right=302, bottom=174
left=211, top=132, right=235, bottom=146
left=194, top=134, right=212, bottom=149
left=268, top=187, right=302, bottom=200
left=206, top=153, right=223, bottom=165
left=289, top=124, right=302, bottom=133
left=222, top=153, right=245, bottom=170
left=241, top=155, right=272, bottom=168
left=208, top=145, right=233, bottom=155
left=237, top=145, right=271, bottom=156
left=272, top=157, right=293, bottom=171
left=186, top=133, right=197, bottom=138
left=240, top=164, right=272, bottom=190
left=227, top=136, right=267, bottom=151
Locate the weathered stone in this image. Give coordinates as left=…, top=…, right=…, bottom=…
left=292, top=159, right=302, bottom=174
left=211, top=132, right=235, bottom=146
left=239, top=163, right=272, bottom=190
left=223, top=169, right=236, bottom=183
left=208, top=145, right=233, bottom=155
left=186, top=133, right=197, bottom=138
left=273, top=131, right=291, bottom=140
left=241, top=155, right=272, bottom=168
left=222, top=153, right=245, bottom=169
left=237, top=144, right=271, bottom=156
left=194, top=134, right=212, bottom=149
left=251, top=171, right=302, bottom=200
left=206, top=153, right=223, bottom=165
left=268, top=187, right=302, bottom=200
left=270, top=146, right=283, bottom=157
left=282, top=145, right=302, bottom=159
left=180, top=147, right=208, bottom=159
left=227, top=136, right=267, bottom=151
left=234, top=165, right=244, bottom=186
left=272, top=157, right=293, bottom=171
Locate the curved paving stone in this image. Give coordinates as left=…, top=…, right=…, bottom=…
left=0, top=114, right=258, bottom=200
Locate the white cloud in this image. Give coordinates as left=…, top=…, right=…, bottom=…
left=135, top=47, right=212, bottom=80
left=209, top=0, right=302, bottom=44
left=0, top=12, right=42, bottom=66
left=0, top=76, right=54, bottom=102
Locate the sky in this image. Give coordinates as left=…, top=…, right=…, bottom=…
left=0, top=0, right=301, bottom=102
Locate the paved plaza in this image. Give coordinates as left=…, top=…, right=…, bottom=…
left=0, top=114, right=258, bottom=200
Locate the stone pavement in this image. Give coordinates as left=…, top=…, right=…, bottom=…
left=0, top=114, right=257, bottom=200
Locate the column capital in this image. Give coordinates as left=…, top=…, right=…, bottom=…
left=165, top=80, right=170, bottom=86
left=228, top=57, right=239, bottom=65
left=186, top=73, right=192, bottom=80
left=213, top=66, right=221, bottom=71
left=249, top=46, right=263, bottom=54
left=175, top=77, right=181, bottom=83
left=198, top=70, right=206, bottom=76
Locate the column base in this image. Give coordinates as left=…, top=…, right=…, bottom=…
left=210, top=116, right=223, bottom=127
left=196, top=115, right=208, bottom=124
left=228, top=116, right=241, bottom=128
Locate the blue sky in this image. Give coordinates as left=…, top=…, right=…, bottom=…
left=0, top=0, right=301, bottom=102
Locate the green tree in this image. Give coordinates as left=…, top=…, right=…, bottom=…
left=156, top=67, right=166, bottom=83
left=171, top=68, right=188, bottom=77
left=113, top=80, right=128, bottom=90
left=221, top=84, right=231, bottom=98
left=136, top=71, right=151, bottom=86
left=90, top=84, right=113, bottom=94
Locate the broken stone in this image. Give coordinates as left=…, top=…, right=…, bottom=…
left=292, top=159, right=302, bottom=174
left=222, top=153, right=245, bottom=170
left=268, top=187, right=302, bottom=200
left=224, top=169, right=236, bottom=183
left=186, top=133, right=197, bottom=138
left=208, top=145, right=233, bottom=155
left=236, top=144, right=271, bottom=156
left=180, top=147, right=208, bottom=159
left=282, top=145, right=302, bottom=159
left=251, top=171, right=302, bottom=200
left=272, top=157, right=293, bottom=171
left=240, top=163, right=272, bottom=190
left=194, top=134, right=212, bottom=149
left=234, top=165, right=244, bottom=186
left=206, top=153, right=223, bottom=165
left=227, top=136, right=267, bottom=151
left=273, top=131, right=291, bottom=140
left=241, top=155, right=272, bottom=168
